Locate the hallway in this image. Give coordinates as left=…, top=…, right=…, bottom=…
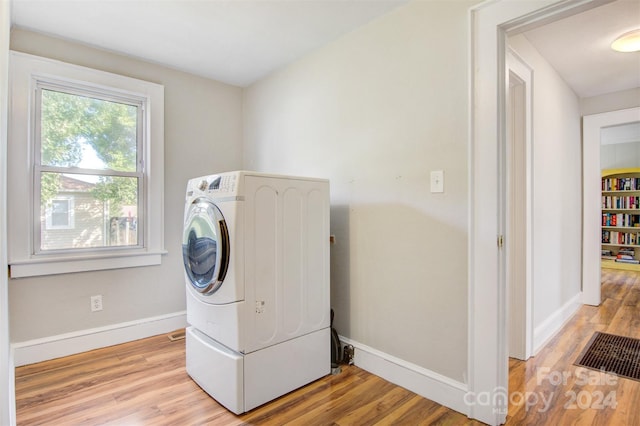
left=506, top=268, right=640, bottom=424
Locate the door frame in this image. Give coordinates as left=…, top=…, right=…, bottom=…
left=506, top=48, right=533, bottom=361
left=582, top=107, right=640, bottom=306
left=0, top=1, right=14, bottom=424
left=468, top=0, right=612, bottom=424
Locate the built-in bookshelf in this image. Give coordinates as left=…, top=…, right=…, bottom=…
left=602, top=168, right=640, bottom=271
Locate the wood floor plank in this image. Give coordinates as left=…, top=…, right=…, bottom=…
left=589, top=298, right=621, bottom=326
left=240, top=366, right=368, bottom=425
left=18, top=355, right=180, bottom=418
left=333, top=385, right=414, bottom=425
left=276, top=374, right=392, bottom=425
left=154, top=388, right=234, bottom=426
left=374, top=395, right=434, bottom=424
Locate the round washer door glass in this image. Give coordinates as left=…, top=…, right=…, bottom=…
left=182, top=197, right=230, bottom=295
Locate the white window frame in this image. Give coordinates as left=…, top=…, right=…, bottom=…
left=45, top=197, right=75, bottom=230
left=8, top=51, right=166, bottom=277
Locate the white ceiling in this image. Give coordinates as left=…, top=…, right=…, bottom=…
left=10, top=0, right=409, bottom=87
left=523, top=0, right=640, bottom=98
left=9, top=0, right=640, bottom=94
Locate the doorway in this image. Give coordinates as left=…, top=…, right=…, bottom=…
left=469, top=0, right=619, bottom=424
left=583, top=107, right=640, bottom=306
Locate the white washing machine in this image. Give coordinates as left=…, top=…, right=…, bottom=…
left=182, top=171, right=330, bottom=414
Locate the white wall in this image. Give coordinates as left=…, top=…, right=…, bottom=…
left=509, top=35, right=582, bottom=345
left=581, top=88, right=640, bottom=116
left=8, top=30, right=243, bottom=343
left=601, top=141, right=640, bottom=169
left=583, top=88, right=640, bottom=172
left=244, top=0, right=475, bottom=382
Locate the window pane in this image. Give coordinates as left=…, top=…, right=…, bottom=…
left=51, top=200, right=70, bottom=227
left=40, top=172, right=139, bottom=251
left=40, top=89, right=138, bottom=172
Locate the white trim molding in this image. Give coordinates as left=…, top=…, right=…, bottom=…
left=582, top=107, right=640, bottom=306
left=12, top=311, right=187, bottom=367
left=533, top=293, right=582, bottom=355
left=339, top=336, right=469, bottom=417
left=0, top=0, right=14, bottom=424
left=469, top=1, right=610, bottom=424
left=506, top=47, right=534, bottom=361
left=8, top=51, right=166, bottom=278
left=9, top=251, right=166, bottom=278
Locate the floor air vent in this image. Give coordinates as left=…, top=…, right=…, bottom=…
left=168, top=330, right=186, bottom=341
left=575, top=332, right=640, bottom=382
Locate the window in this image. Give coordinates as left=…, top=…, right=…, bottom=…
left=50, top=199, right=71, bottom=228
left=8, top=52, right=165, bottom=277
left=35, top=82, right=143, bottom=252
left=45, top=197, right=74, bottom=230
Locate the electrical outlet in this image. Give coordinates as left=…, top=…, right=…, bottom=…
left=90, top=295, right=103, bottom=312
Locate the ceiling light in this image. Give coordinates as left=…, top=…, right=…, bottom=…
left=611, top=29, right=640, bottom=53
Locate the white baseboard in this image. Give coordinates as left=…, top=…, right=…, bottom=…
left=339, top=336, right=469, bottom=417
left=12, top=311, right=187, bottom=367
left=533, top=292, right=582, bottom=355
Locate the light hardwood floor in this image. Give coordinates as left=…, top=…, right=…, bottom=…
left=504, top=268, right=640, bottom=425
left=15, top=269, right=640, bottom=425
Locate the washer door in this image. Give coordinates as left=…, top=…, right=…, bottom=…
left=183, top=197, right=230, bottom=295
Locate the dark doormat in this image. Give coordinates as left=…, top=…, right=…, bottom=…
left=575, top=332, right=640, bottom=382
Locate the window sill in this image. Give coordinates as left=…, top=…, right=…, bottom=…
left=9, top=250, right=168, bottom=278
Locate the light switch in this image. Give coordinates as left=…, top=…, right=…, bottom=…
left=430, top=170, right=444, bottom=193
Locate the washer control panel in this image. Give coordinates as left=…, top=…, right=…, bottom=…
left=188, top=172, right=239, bottom=197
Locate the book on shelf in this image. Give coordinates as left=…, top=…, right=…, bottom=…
left=601, top=249, right=616, bottom=260
left=602, top=176, right=640, bottom=267
left=602, top=212, right=640, bottom=227
left=615, top=258, right=640, bottom=264
left=601, top=195, right=640, bottom=209
left=602, top=177, right=640, bottom=192
left=601, top=230, right=640, bottom=245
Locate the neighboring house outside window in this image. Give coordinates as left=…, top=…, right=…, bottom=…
left=8, top=52, right=165, bottom=277
left=41, top=176, right=137, bottom=250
